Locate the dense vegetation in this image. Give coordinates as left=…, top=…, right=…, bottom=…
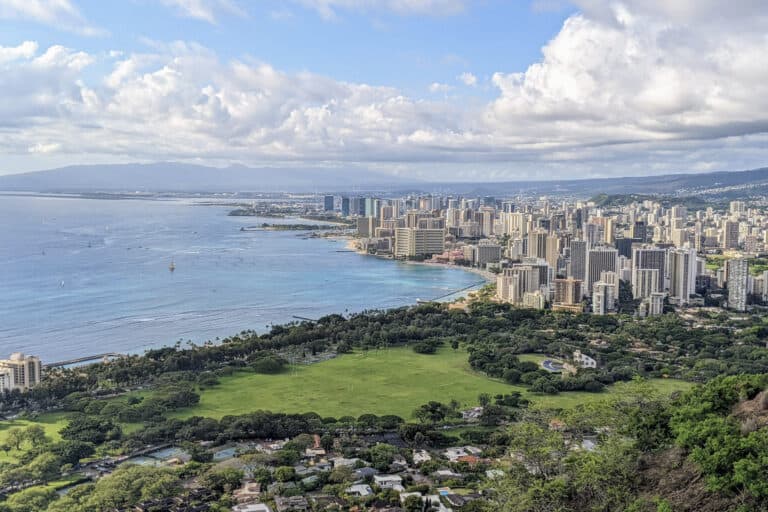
left=3, top=302, right=768, bottom=510
left=5, top=302, right=768, bottom=415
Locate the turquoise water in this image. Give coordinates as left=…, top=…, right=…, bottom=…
left=0, top=195, right=481, bottom=362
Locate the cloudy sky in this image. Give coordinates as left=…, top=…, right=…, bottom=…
left=1, top=0, right=766, bottom=181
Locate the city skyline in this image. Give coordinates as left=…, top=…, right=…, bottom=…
left=1, top=0, right=767, bottom=180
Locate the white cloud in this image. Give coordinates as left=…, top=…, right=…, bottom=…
left=158, top=0, right=245, bottom=23
left=457, top=72, right=477, bottom=86
left=2, top=0, right=768, bottom=180
left=0, top=40, right=37, bottom=64
left=0, top=0, right=106, bottom=36
left=293, top=0, right=465, bottom=20
left=28, top=142, right=61, bottom=154
left=428, top=82, right=452, bottom=93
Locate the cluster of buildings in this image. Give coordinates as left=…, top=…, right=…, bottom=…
left=0, top=353, right=41, bottom=392
left=332, top=193, right=767, bottom=314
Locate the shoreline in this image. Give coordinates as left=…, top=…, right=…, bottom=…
left=341, top=235, right=495, bottom=300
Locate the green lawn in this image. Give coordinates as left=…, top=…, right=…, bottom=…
left=168, top=347, right=693, bottom=420
left=518, top=353, right=559, bottom=365
left=171, top=348, right=518, bottom=420
left=0, top=412, right=69, bottom=462
left=532, top=377, right=693, bottom=409
left=0, top=350, right=694, bottom=445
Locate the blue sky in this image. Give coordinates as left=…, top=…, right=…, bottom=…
left=0, top=1, right=574, bottom=97
left=0, top=0, right=766, bottom=180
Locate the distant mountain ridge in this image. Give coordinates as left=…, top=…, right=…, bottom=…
left=0, top=162, right=766, bottom=197
left=420, top=167, right=768, bottom=197
left=0, top=162, right=413, bottom=193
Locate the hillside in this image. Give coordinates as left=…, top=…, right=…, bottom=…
left=0, top=162, right=413, bottom=193
left=1, top=162, right=767, bottom=196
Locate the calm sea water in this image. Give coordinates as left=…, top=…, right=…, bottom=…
left=0, top=195, right=481, bottom=362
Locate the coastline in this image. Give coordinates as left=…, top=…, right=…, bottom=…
left=341, top=235, right=495, bottom=301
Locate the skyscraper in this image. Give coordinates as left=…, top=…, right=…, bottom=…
left=668, top=248, right=698, bottom=305
left=528, top=230, right=548, bottom=259
left=630, top=221, right=647, bottom=242
left=394, top=227, right=445, bottom=258
left=723, top=220, right=740, bottom=249
left=341, top=197, right=350, bottom=217
left=592, top=281, right=615, bottom=315
left=586, top=247, right=618, bottom=294
left=727, top=258, right=749, bottom=312
left=0, top=353, right=41, bottom=392
left=632, top=247, right=666, bottom=292
left=554, top=278, right=583, bottom=305
left=632, top=268, right=659, bottom=299
left=569, top=240, right=588, bottom=284
left=545, top=234, right=561, bottom=274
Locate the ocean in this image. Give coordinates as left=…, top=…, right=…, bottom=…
left=0, top=195, right=482, bottom=362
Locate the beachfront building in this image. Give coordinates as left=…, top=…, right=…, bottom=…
left=394, top=227, right=445, bottom=259
left=0, top=353, right=42, bottom=392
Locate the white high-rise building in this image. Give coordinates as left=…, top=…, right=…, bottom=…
left=632, top=268, right=660, bottom=299
left=592, top=281, right=615, bottom=315
left=727, top=258, right=749, bottom=312
left=668, top=248, right=698, bottom=305
left=0, top=353, right=42, bottom=392
left=394, top=228, right=445, bottom=258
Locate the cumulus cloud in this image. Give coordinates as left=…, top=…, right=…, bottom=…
left=0, top=0, right=105, bottom=35
left=428, top=82, right=452, bottom=93
left=486, top=5, right=768, bottom=148
left=457, top=72, right=477, bottom=87
left=2, top=0, right=768, bottom=180
left=293, top=0, right=465, bottom=20
left=158, top=0, right=245, bottom=23
left=0, top=40, right=37, bottom=64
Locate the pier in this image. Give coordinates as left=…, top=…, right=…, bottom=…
left=44, top=352, right=124, bottom=369
left=416, top=280, right=487, bottom=303
left=292, top=315, right=319, bottom=322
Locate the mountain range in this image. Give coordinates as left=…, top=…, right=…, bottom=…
left=1, top=162, right=767, bottom=197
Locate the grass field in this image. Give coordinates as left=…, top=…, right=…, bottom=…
left=171, top=348, right=517, bottom=420
left=0, top=412, right=69, bottom=462
left=0, top=350, right=695, bottom=443
left=169, top=347, right=693, bottom=420
left=518, top=353, right=560, bottom=365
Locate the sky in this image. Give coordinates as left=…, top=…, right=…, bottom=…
left=0, top=0, right=767, bottom=181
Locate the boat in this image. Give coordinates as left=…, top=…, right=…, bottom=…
left=169, top=260, right=176, bottom=272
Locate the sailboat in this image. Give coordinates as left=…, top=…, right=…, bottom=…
left=169, top=259, right=176, bottom=272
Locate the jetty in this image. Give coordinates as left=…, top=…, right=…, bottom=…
left=292, top=315, right=319, bottom=322
left=416, top=280, right=487, bottom=303
left=44, top=352, right=124, bottom=369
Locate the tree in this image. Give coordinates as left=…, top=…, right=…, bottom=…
left=274, top=466, right=296, bottom=482
left=368, top=443, right=399, bottom=472
left=320, top=434, right=334, bottom=453
left=275, top=448, right=300, bottom=466
left=24, top=425, right=49, bottom=447
left=51, top=440, right=95, bottom=465
left=414, top=402, right=450, bottom=424
left=478, top=393, right=491, bottom=407
left=71, top=465, right=181, bottom=511
left=403, top=494, right=423, bottom=512
left=60, top=415, right=120, bottom=444
left=184, top=442, right=213, bottom=463
left=27, top=452, right=62, bottom=481
left=5, top=428, right=24, bottom=451
left=201, top=468, right=244, bottom=494
left=3, top=487, right=57, bottom=512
